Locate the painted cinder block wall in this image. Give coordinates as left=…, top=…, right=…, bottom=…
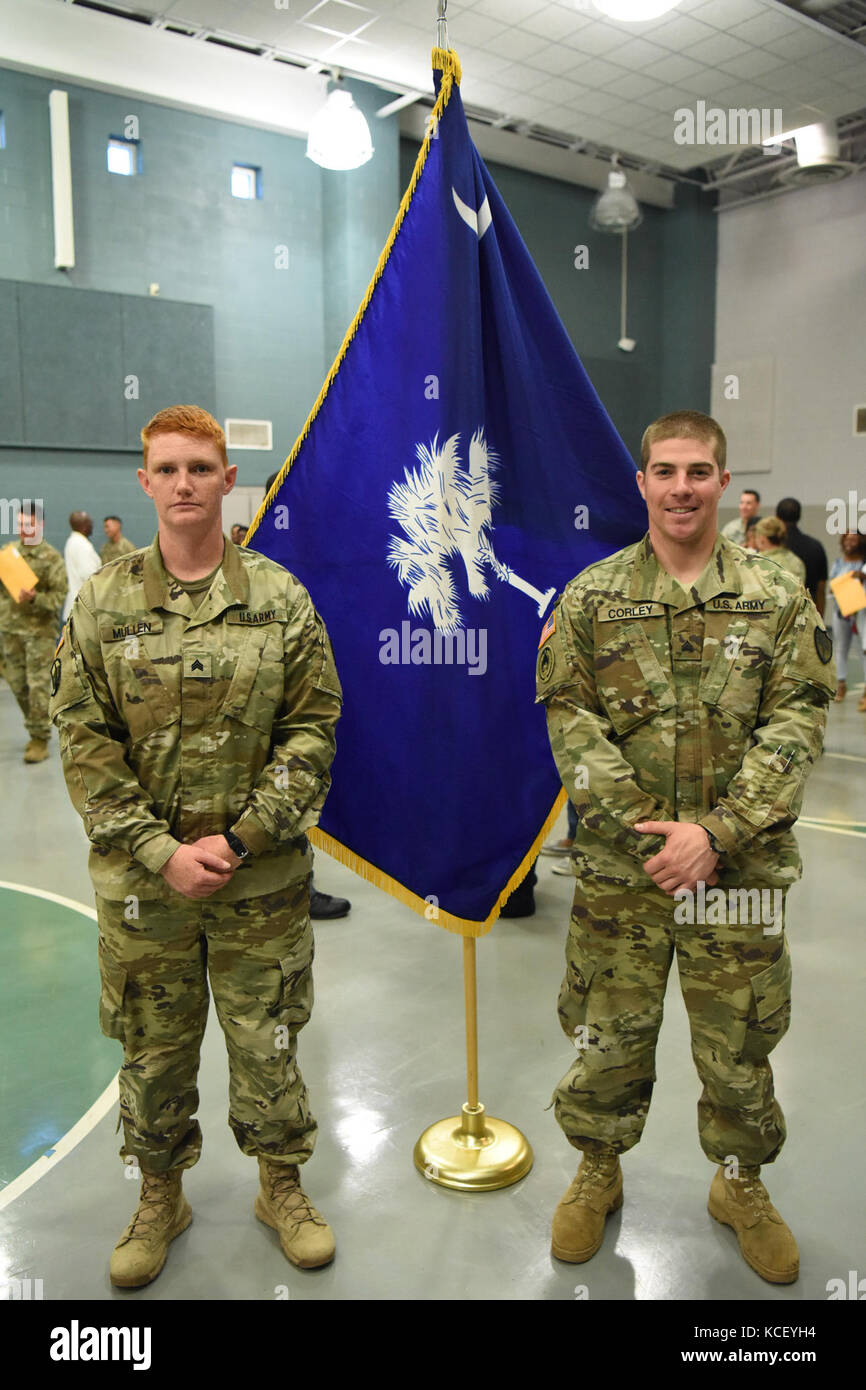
left=0, top=67, right=399, bottom=549
left=0, top=59, right=717, bottom=551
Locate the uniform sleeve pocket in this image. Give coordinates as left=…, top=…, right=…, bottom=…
left=557, top=938, right=596, bottom=1042
left=742, top=944, right=792, bottom=1061
left=97, top=940, right=128, bottom=1042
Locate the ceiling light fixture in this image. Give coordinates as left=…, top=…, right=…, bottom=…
left=306, top=75, right=374, bottom=171
left=588, top=157, right=643, bottom=353
left=592, top=0, right=680, bottom=20
left=589, top=156, right=643, bottom=233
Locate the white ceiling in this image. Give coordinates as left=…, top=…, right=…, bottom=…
left=126, top=0, right=866, bottom=170
left=4, top=0, right=865, bottom=180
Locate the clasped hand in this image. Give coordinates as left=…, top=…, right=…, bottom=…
left=634, top=821, right=719, bottom=896
left=160, top=836, right=242, bottom=899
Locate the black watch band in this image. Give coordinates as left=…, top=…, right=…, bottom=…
left=225, top=829, right=251, bottom=859
left=704, top=828, right=723, bottom=856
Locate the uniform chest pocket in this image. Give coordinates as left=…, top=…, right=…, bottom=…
left=99, top=626, right=178, bottom=742
left=222, top=625, right=285, bottom=734
left=595, top=622, right=676, bottom=737
left=700, top=617, right=772, bottom=727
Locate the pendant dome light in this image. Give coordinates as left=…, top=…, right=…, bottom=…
left=306, top=75, right=374, bottom=171
left=588, top=157, right=642, bottom=353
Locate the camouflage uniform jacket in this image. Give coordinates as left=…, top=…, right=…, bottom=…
left=101, top=536, right=137, bottom=565
left=50, top=534, right=342, bottom=901
left=0, top=539, right=67, bottom=636
left=536, top=531, right=835, bottom=890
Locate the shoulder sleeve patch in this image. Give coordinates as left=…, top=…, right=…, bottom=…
left=535, top=604, right=576, bottom=703
left=538, top=610, right=556, bottom=649
left=537, top=644, right=556, bottom=683
left=814, top=627, right=833, bottom=664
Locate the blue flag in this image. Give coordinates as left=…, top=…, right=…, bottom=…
left=247, top=49, right=647, bottom=935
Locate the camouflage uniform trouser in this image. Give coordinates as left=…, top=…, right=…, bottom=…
left=95, top=877, right=316, bottom=1175
left=0, top=631, right=56, bottom=740
left=554, top=880, right=791, bottom=1168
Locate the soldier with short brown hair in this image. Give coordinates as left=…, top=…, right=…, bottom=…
left=537, top=410, right=834, bottom=1285
left=50, top=404, right=342, bottom=1287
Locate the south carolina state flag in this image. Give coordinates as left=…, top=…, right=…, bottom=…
left=247, top=48, right=647, bottom=935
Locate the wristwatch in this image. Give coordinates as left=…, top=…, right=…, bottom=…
left=704, top=827, right=724, bottom=857
left=225, top=829, right=251, bottom=860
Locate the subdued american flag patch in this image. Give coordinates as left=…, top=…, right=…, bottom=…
left=538, top=611, right=556, bottom=649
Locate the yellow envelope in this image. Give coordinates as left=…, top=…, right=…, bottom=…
left=830, top=570, right=866, bottom=618
left=0, top=544, right=39, bottom=602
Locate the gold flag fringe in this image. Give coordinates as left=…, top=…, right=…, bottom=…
left=310, top=787, right=567, bottom=939
left=247, top=44, right=565, bottom=937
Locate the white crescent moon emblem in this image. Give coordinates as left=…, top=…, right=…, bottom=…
left=452, top=188, right=492, bottom=239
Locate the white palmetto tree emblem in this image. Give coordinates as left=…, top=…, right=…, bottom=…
left=387, top=429, right=554, bottom=632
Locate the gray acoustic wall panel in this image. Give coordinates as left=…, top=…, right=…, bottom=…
left=120, top=297, right=216, bottom=446
left=0, top=279, right=215, bottom=449
left=18, top=282, right=125, bottom=448
left=0, top=280, right=25, bottom=442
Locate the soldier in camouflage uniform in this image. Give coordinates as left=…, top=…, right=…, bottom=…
left=101, top=515, right=137, bottom=565
left=0, top=505, right=67, bottom=762
left=50, top=405, right=341, bottom=1288
left=536, top=411, right=834, bottom=1285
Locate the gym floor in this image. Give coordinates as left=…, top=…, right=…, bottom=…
left=1, top=669, right=864, bottom=1303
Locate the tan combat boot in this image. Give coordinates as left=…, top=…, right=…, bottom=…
left=551, top=1150, right=623, bottom=1262
left=24, top=738, right=49, bottom=763
left=109, top=1168, right=192, bottom=1288
left=255, top=1158, right=335, bottom=1269
left=708, top=1165, right=798, bottom=1284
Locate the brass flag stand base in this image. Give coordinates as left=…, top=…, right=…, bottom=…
left=413, top=938, right=533, bottom=1192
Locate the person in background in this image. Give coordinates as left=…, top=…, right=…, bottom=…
left=101, top=516, right=137, bottom=565
left=0, top=505, right=67, bottom=762
left=230, top=524, right=247, bottom=546
left=64, top=512, right=102, bottom=623
left=542, top=800, right=577, bottom=861
left=743, top=523, right=759, bottom=552
left=828, top=531, right=866, bottom=703
left=776, top=498, right=828, bottom=616
left=721, top=489, right=761, bottom=547
left=264, top=469, right=351, bottom=922
left=753, top=518, right=807, bottom=585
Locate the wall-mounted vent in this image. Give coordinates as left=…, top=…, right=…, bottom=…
left=225, top=418, right=273, bottom=450
left=855, top=405, right=866, bottom=436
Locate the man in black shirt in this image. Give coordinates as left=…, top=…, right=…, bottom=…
left=776, top=498, right=828, bottom=615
